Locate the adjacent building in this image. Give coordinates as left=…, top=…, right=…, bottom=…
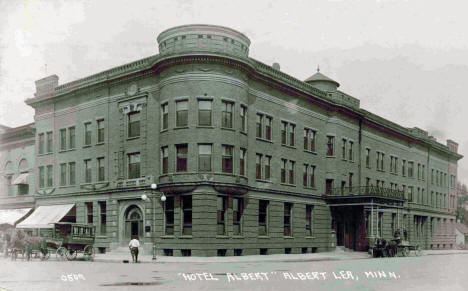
left=5, top=24, right=463, bottom=256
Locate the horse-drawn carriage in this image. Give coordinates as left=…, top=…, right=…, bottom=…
left=2, top=222, right=95, bottom=261
left=372, top=230, right=422, bottom=257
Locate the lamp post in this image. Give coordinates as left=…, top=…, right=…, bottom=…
left=141, top=183, right=166, bottom=261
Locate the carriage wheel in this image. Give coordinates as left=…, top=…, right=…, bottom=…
left=56, top=247, right=67, bottom=261
left=66, top=249, right=77, bottom=261
left=83, top=245, right=95, bottom=261
left=402, top=247, right=409, bottom=257
left=42, top=249, right=50, bottom=261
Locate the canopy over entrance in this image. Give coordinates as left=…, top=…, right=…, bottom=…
left=13, top=173, right=29, bottom=185
left=0, top=208, right=32, bottom=226
left=16, top=204, right=75, bottom=229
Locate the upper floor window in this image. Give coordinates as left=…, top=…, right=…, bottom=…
left=97, top=157, right=105, bottom=181
left=69, top=162, right=76, bottom=185
left=217, top=196, right=228, bottom=235
left=326, top=136, right=335, bottom=156
left=128, top=112, right=140, bottom=138
left=176, top=144, right=188, bottom=172
left=281, top=159, right=295, bottom=184
left=284, top=203, right=293, bottom=236
left=46, top=131, right=53, bottom=153
left=281, top=121, right=295, bottom=146
left=84, top=159, right=92, bottom=183
left=408, top=161, right=414, bottom=178
left=84, top=122, right=92, bottom=145
left=239, top=148, right=246, bottom=176
left=161, top=146, right=168, bottom=174
left=128, top=153, right=140, bottom=179
left=198, top=100, right=212, bottom=126
left=256, top=113, right=272, bottom=141
left=303, top=164, right=316, bottom=188
left=402, top=160, right=407, bottom=176
left=240, top=105, right=247, bottom=133
left=256, top=153, right=271, bottom=181
left=97, top=119, right=105, bottom=143
left=221, top=101, right=234, bottom=128
left=365, top=148, right=371, bottom=168
left=46, top=165, right=53, bottom=187
left=222, top=145, right=233, bottom=173
left=198, top=144, right=211, bottom=172
left=233, top=197, right=243, bottom=235
left=60, top=163, right=67, bottom=186
left=348, top=141, right=354, bottom=161
left=341, top=139, right=347, bottom=159
left=60, top=129, right=67, bottom=151
left=161, top=103, right=169, bottom=130
left=39, top=166, right=45, bottom=188
left=68, top=126, right=76, bottom=149
left=303, top=128, right=316, bottom=152
left=176, top=100, right=188, bottom=127
left=38, top=133, right=45, bottom=154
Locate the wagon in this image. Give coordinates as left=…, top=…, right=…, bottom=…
left=372, top=238, right=422, bottom=258
left=50, top=223, right=96, bottom=261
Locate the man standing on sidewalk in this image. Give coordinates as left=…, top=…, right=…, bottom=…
left=129, top=236, right=140, bottom=263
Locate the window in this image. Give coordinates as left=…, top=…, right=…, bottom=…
left=97, top=119, right=105, bottom=143
left=342, top=139, right=347, bottom=159
left=376, top=152, right=385, bottom=171
left=221, top=101, right=233, bottom=128
left=304, top=128, right=316, bottom=152
left=256, top=114, right=263, bottom=138
left=240, top=105, right=247, bottom=133
left=284, top=203, right=292, bottom=236
left=161, top=103, right=168, bottom=130
left=281, top=158, right=287, bottom=183
left=46, top=131, right=53, bottom=153
left=86, top=202, right=93, bottom=224
left=68, top=126, right=75, bottom=149
left=46, top=165, right=53, bottom=187
left=69, top=162, right=76, bottom=185
left=306, top=205, right=313, bottom=236
left=233, top=198, right=243, bottom=235
left=348, top=141, right=354, bottom=161
left=39, top=166, right=45, bottom=188
left=366, top=148, right=371, bottom=168
left=176, top=144, right=188, bottom=172
left=38, top=133, right=45, bottom=154
left=222, top=145, right=233, bottom=173
left=97, top=157, right=105, bottom=181
left=289, top=160, right=295, bottom=184
left=349, top=173, right=353, bottom=188
left=326, top=136, right=334, bottom=156
left=60, top=129, right=67, bottom=151
left=408, top=162, right=414, bottom=178
left=163, top=196, right=174, bottom=235
left=198, top=144, right=211, bottom=172
left=176, top=100, right=188, bottom=127
left=84, top=159, right=92, bottom=183
left=258, top=200, right=269, bottom=235
left=164, top=196, right=174, bottom=235
left=84, top=123, right=92, bottom=145
left=303, top=164, right=316, bottom=188
left=281, top=122, right=287, bottom=144
left=256, top=154, right=262, bottom=180
left=239, top=148, right=246, bottom=176
left=182, top=196, right=192, bottom=235
left=390, top=156, right=398, bottom=173
left=128, top=112, right=140, bottom=138
left=402, top=160, right=407, bottom=176
left=161, top=146, right=168, bottom=174
left=265, top=116, right=272, bottom=141
left=217, top=196, right=227, bottom=235
left=60, top=163, right=67, bottom=186
left=98, top=201, right=106, bottom=235
left=128, top=153, right=140, bottom=179
left=264, top=155, right=271, bottom=180
left=325, top=179, right=334, bottom=195
left=289, top=124, right=295, bottom=146
left=198, top=100, right=212, bottom=126
left=408, top=186, right=414, bottom=202
left=281, top=121, right=295, bottom=146
left=378, top=212, right=383, bottom=237
left=256, top=113, right=272, bottom=141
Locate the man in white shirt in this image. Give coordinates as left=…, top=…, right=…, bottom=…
left=129, top=236, right=140, bottom=263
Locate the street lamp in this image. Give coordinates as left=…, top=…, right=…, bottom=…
left=141, top=183, right=166, bottom=261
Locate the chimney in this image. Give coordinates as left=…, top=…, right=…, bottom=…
left=34, top=75, right=59, bottom=98
left=447, top=139, right=458, bottom=153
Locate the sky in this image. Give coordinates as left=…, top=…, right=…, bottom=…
left=1, top=0, right=468, bottom=184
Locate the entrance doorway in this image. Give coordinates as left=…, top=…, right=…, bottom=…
left=331, top=206, right=366, bottom=251
left=124, top=205, right=143, bottom=241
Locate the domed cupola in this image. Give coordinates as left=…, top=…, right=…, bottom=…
left=305, top=66, right=340, bottom=92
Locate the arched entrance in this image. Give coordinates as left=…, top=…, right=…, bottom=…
left=124, top=205, right=143, bottom=241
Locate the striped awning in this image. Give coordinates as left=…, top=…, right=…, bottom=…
left=0, top=208, right=32, bottom=226
left=13, top=173, right=29, bottom=185
left=16, top=204, right=75, bottom=229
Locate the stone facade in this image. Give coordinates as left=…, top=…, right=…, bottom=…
left=9, top=24, right=462, bottom=256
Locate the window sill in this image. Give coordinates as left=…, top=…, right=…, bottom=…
left=58, top=185, right=76, bottom=189
left=221, top=127, right=235, bottom=131
left=58, top=149, right=76, bottom=153
left=126, top=136, right=140, bottom=141
left=304, top=186, right=317, bottom=190
left=325, top=155, right=335, bottom=158
left=256, top=137, right=273, bottom=143
left=161, top=235, right=175, bottom=239
left=377, top=169, right=385, bottom=173
left=283, top=236, right=294, bottom=239
left=232, top=235, right=244, bottom=239
left=240, top=131, right=248, bottom=136
left=196, top=125, right=214, bottom=129
left=82, top=144, right=92, bottom=148
left=179, top=235, right=193, bottom=239
left=366, top=166, right=371, bottom=169
left=216, top=235, right=230, bottom=239
left=305, top=236, right=316, bottom=239
left=390, top=172, right=398, bottom=176
left=256, top=179, right=272, bottom=183
left=174, top=126, right=189, bottom=130
left=281, top=144, right=296, bottom=149
left=304, top=150, right=317, bottom=155
left=95, top=142, right=105, bottom=146
left=38, top=153, right=53, bottom=156
left=258, top=236, right=270, bottom=239
left=280, top=183, right=296, bottom=187
left=160, top=129, right=168, bottom=133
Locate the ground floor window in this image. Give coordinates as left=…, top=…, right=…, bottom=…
left=164, top=196, right=174, bottom=235
left=182, top=196, right=192, bottom=235
left=99, top=201, right=107, bottom=235
left=259, top=200, right=269, bottom=236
